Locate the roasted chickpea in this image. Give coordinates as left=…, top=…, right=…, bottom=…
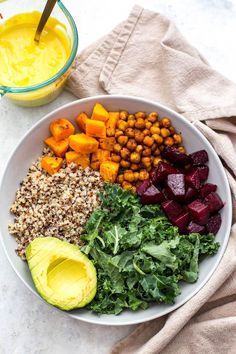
left=130, top=163, right=139, bottom=171
left=113, top=143, right=122, bottom=154
left=135, top=118, right=146, bottom=130
left=122, top=181, right=133, bottom=190
left=152, top=134, right=163, bottom=144
left=139, top=169, right=149, bottom=180
left=117, top=135, right=128, bottom=146
left=150, top=126, right=161, bottom=135
left=125, top=128, right=135, bottom=138
left=130, top=151, right=141, bottom=164
left=164, top=137, right=175, bottom=146
left=133, top=172, right=140, bottom=181
left=160, top=128, right=170, bottom=138
left=136, top=145, right=143, bottom=154
left=142, top=147, right=152, bottom=157
left=135, top=111, right=146, bottom=119
left=147, top=112, right=158, bottom=123
left=134, top=131, right=145, bottom=143
left=169, top=126, right=175, bottom=134
left=124, top=170, right=135, bottom=182
left=173, top=133, right=182, bottom=144
left=111, top=153, right=121, bottom=162
left=117, top=120, right=128, bottom=131
left=126, top=139, right=137, bottom=151
left=145, top=121, right=152, bottom=129
left=120, top=147, right=130, bottom=160
left=143, top=136, right=154, bottom=147
left=143, top=129, right=150, bottom=137
left=151, top=142, right=158, bottom=152
left=153, top=156, right=162, bottom=167
left=152, top=121, right=160, bottom=127
left=117, top=174, right=124, bottom=184
left=106, top=127, right=115, bottom=137
left=130, top=186, right=136, bottom=194
left=141, top=157, right=152, bottom=169
left=127, top=119, right=135, bottom=128
left=120, top=111, right=129, bottom=120
left=120, top=159, right=130, bottom=168
left=153, top=147, right=161, bottom=156
left=115, top=130, right=123, bottom=138
left=178, top=146, right=186, bottom=153
left=160, top=117, right=171, bottom=128
left=128, top=114, right=135, bottom=120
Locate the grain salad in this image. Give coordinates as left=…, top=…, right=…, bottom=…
left=8, top=148, right=104, bottom=258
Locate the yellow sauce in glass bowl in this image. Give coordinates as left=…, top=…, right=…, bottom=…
left=0, top=12, right=73, bottom=106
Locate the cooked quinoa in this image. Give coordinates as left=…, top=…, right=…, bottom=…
left=8, top=149, right=104, bottom=259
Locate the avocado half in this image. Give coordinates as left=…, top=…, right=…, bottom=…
left=26, top=237, right=97, bottom=311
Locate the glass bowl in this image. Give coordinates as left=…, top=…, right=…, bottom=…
left=0, top=0, right=78, bottom=107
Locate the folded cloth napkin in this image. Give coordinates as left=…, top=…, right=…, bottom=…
left=66, top=5, right=236, bottom=354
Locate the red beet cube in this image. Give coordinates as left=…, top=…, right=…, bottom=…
left=166, top=173, right=185, bottom=202
left=187, top=221, right=206, bottom=234
left=189, top=150, right=209, bottom=166
left=162, top=146, right=191, bottom=167
left=187, top=200, right=210, bottom=225
left=161, top=200, right=184, bottom=220
left=206, top=213, right=222, bottom=235
left=185, top=187, right=197, bottom=202
left=141, top=184, right=165, bottom=204
left=200, top=183, right=217, bottom=198
left=172, top=211, right=190, bottom=233
left=151, top=161, right=179, bottom=184
left=136, top=179, right=151, bottom=196
left=185, top=169, right=201, bottom=190
left=204, top=192, right=224, bottom=214
left=196, top=165, right=209, bottom=182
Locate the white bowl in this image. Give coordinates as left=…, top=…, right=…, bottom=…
left=0, top=95, right=232, bottom=326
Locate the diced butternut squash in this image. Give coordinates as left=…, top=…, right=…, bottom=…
left=106, top=112, right=119, bottom=129
left=99, top=137, right=116, bottom=151
left=91, top=103, right=109, bottom=122
left=91, top=149, right=111, bottom=163
left=100, top=161, right=119, bottom=183
left=76, top=112, right=89, bottom=132
left=86, top=119, right=106, bottom=138
left=49, top=118, right=75, bottom=142
left=41, top=156, right=63, bottom=175
left=69, top=133, right=99, bottom=153
left=44, top=136, right=69, bottom=157
left=65, top=151, right=90, bottom=168
left=91, top=161, right=100, bottom=171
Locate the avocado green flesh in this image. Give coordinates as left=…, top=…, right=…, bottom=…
left=26, top=237, right=97, bottom=311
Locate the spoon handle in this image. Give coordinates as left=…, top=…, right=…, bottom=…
left=34, top=0, right=58, bottom=42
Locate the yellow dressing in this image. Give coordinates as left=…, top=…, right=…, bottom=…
left=0, top=12, right=71, bottom=87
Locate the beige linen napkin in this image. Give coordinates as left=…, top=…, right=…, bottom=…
left=66, top=5, right=236, bottom=354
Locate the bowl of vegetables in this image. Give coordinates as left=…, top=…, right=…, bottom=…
left=0, top=95, right=232, bottom=326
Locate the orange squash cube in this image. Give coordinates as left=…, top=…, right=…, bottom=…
left=49, top=118, right=75, bottom=142
left=86, top=119, right=106, bottom=139
left=100, top=161, right=119, bottom=182
left=99, top=137, right=116, bottom=151
left=91, top=149, right=110, bottom=163
left=76, top=112, right=89, bottom=132
left=91, top=103, right=109, bottom=122
left=106, top=112, right=119, bottom=129
left=91, top=161, right=100, bottom=171
left=69, top=133, right=99, bottom=154
left=41, top=156, right=63, bottom=175
left=44, top=136, right=69, bottom=157
left=65, top=151, right=90, bottom=168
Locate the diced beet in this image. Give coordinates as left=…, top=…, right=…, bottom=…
left=162, top=187, right=172, bottom=200
left=141, top=184, right=165, bottom=204
left=166, top=174, right=185, bottom=202
left=152, top=161, right=179, bottom=184
left=204, top=192, right=224, bottom=214
left=187, top=221, right=206, bottom=234
left=196, top=165, right=209, bottom=182
left=187, top=200, right=210, bottom=225
left=189, top=150, right=209, bottom=166
left=162, top=146, right=191, bottom=167
left=185, top=187, right=197, bottom=202
left=185, top=169, right=201, bottom=190
left=136, top=179, right=151, bottom=196
left=200, top=183, right=217, bottom=198
left=149, top=168, right=157, bottom=183
left=206, top=213, right=222, bottom=235
left=161, top=200, right=184, bottom=220
left=171, top=211, right=189, bottom=233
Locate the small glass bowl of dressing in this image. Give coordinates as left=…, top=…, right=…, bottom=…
left=0, top=0, right=78, bottom=107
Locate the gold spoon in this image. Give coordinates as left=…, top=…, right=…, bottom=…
left=34, top=0, right=57, bottom=42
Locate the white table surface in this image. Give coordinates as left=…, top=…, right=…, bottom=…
left=1, top=1, right=236, bottom=353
